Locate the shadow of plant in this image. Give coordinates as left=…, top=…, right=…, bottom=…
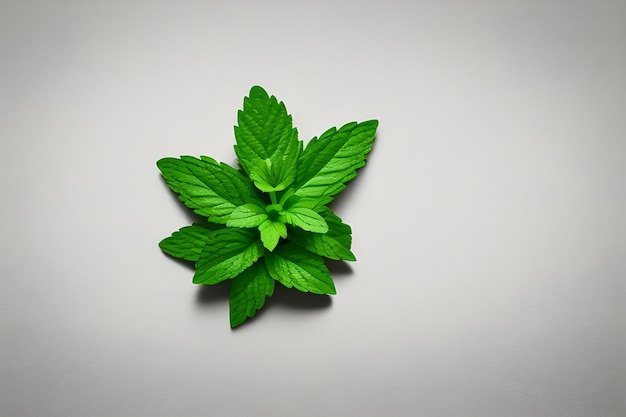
left=191, top=258, right=357, bottom=328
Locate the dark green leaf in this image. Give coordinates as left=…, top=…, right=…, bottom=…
left=157, top=156, right=262, bottom=224
left=265, top=244, right=336, bottom=294
left=294, top=120, right=378, bottom=199
left=289, top=208, right=355, bottom=261
left=158, top=223, right=217, bottom=262
left=193, top=228, right=263, bottom=284
left=234, top=86, right=300, bottom=177
left=229, top=261, right=275, bottom=328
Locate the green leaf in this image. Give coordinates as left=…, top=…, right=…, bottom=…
left=265, top=244, right=336, bottom=294
left=283, top=207, right=328, bottom=233
left=280, top=192, right=332, bottom=213
left=157, top=156, right=262, bottom=223
left=193, top=228, right=263, bottom=284
left=234, top=86, right=300, bottom=176
left=280, top=194, right=329, bottom=233
left=289, top=208, right=355, bottom=261
left=249, top=157, right=295, bottom=193
left=294, top=120, right=378, bottom=199
left=158, top=223, right=218, bottom=262
left=248, top=159, right=276, bottom=192
left=267, top=128, right=301, bottom=188
left=226, top=203, right=267, bottom=228
left=229, top=261, right=275, bottom=328
left=258, top=219, right=287, bottom=251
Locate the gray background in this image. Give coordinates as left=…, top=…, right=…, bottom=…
left=1, top=1, right=625, bottom=416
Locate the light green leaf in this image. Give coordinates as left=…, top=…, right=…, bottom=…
left=265, top=244, right=336, bottom=294
left=283, top=207, right=328, bottom=233
left=280, top=192, right=332, bottom=211
left=226, top=203, right=268, bottom=228
left=158, top=223, right=219, bottom=262
left=281, top=194, right=329, bottom=233
left=249, top=157, right=295, bottom=193
left=289, top=208, right=355, bottom=261
left=229, top=261, right=275, bottom=328
left=234, top=86, right=300, bottom=176
left=294, top=120, right=378, bottom=199
left=258, top=219, right=287, bottom=251
left=157, top=156, right=262, bottom=224
left=266, top=128, right=301, bottom=189
left=193, top=228, right=263, bottom=284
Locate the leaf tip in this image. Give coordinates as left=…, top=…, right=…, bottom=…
left=230, top=315, right=245, bottom=328
left=156, top=157, right=173, bottom=170
left=249, top=85, right=269, bottom=99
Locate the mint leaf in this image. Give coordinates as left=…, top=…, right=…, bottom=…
left=159, top=223, right=217, bottom=262
left=193, top=228, right=263, bottom=284
left=281, top=192, right=331, bottom=208
left=258, top=219, right=287, bottom=251
left=234, top=86, right=300, bottom=176
left=265, top=244, right=336, bottom=295
left=294, top=120, right=378, bottom=199
left=283, top=207, right=328, bottom=233
left=281, top=194, right=329, bottom=233
left=249, top=157, right=295, bottom=193
left=289, top=208, right=355, bottom=261
left=226, top=204, right=268, bottom=228
left=157, top=156, right=262, bottom=223
left=229, top=261, right=275, bottom=328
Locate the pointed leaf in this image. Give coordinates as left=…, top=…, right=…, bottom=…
left=248, top=141, right=299, bottom=194
left=234, top=86, right=300, bottom=176
left=265, top=244, right=336, bottom=294
left=159, top=223, right=220, bottom=262
left=229, top=261, right=275, bottom=328
left=258, top=219, right=287, bottom=251
left=157, top=156, right=262, bottom=223
left=281, top=195, right=329, bottom=232
left=289, top=208, right=355, bottom=261
left=280, top=192, right=332, bottom=212
left=267, top=129, right=301, bottom=189
left=249, top=158, right=295, bottom=192
left=294, top=120, right=378, bottom=199
left=283, top=207, right=328, bottom=233
left=226, top=203, right=268, bottom=228
left=193, top=228, right=263, bottom=284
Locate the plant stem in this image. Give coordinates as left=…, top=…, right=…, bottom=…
left=269, top=191, right=278, bottom=205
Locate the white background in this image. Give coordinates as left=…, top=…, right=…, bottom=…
left=1, top=1, right=625, bottom=416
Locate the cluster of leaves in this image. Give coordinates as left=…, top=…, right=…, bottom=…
left=157, top=86, right=377, bottom=327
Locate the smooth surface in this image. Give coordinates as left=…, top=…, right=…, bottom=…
left=1, top=1, right=625, bottom=416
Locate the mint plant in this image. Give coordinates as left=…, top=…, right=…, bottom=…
left=157, top=86, right=378, bottom=327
